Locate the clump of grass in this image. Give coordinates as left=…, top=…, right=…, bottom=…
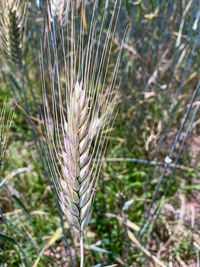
left=42, top=1, right=122, bottom=265
left=0, top=0, right=27, bottom=67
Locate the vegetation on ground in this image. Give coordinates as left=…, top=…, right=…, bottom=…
left=0, top=0, right=200, bottom=266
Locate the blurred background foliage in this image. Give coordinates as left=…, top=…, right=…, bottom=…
left=0, top=0, right=200, bottom=266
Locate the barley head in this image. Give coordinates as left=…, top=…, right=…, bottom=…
left=0, top=103, right=12, bottom=171
left=49, top=0, right=69, bottom=27
left=0, top=0, right=27, bottom=67
left=42, top=0, right=122, bottom=241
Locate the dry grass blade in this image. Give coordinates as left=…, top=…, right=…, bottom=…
left=33, top=228, right=62, bottom=267
left=127, top=231, right=167, bottom=267
left=0, top=0, right=27, bottom=66
left=105, top=212, right=140, bottom=232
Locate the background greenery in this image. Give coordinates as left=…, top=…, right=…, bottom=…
left=0, top=0, right=200, bottom=266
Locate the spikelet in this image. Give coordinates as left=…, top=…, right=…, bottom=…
left=0, top=0, right=27, bottom=67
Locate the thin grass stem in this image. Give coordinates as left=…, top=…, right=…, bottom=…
left=80, top=232, right=84, bottom=267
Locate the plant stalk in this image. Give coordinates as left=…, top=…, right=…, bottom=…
left=80, top=232, right=84, bottom=267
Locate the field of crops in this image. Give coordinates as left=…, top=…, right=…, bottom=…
left=0, top=1, right=200, bottom=266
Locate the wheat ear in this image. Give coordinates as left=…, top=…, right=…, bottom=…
left=0, top=0, right=27, bottom=67
left=48, top=0, right=69, bottom=27
left=42, top=0, right=122, bottom=265
left=0, top=102, right=12, bottom=171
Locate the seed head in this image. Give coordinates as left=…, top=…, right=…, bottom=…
left=0, top=0, right=27, bottom=66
